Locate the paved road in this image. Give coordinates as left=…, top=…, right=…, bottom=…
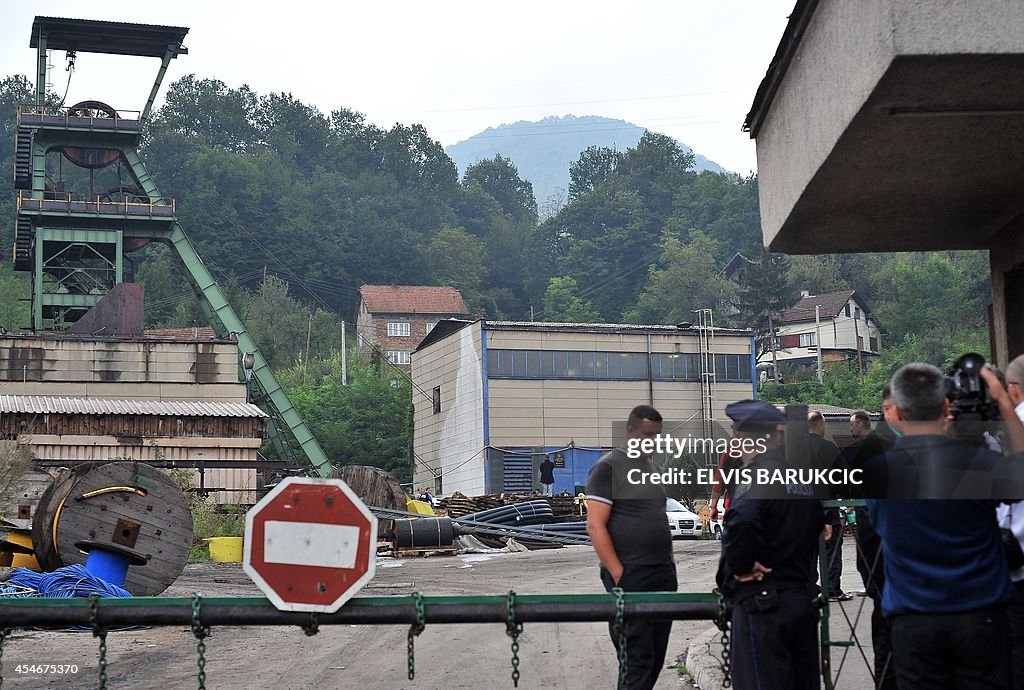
left=0, top=538, right=877, bottom=689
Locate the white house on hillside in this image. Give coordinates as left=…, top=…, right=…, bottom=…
left=760, top=290, right=881, bottom=374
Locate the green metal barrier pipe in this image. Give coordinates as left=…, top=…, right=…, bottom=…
left=0, top=593, right=719, bottom=628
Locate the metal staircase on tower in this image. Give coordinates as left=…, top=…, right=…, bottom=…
left=10, top=16, right=334, bottom=477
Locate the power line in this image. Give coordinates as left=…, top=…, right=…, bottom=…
left=223, top=218, right=438, bottom=405
left=420, top=90, right=727, bottom=114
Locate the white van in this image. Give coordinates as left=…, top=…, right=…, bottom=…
left=666, top=498, right=704, bottom=539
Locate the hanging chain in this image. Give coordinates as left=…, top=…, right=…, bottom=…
left=612, top=587, right=627, bottom=688
left=191, top=592, right=210, bottom=690
left=505, top=590, right=523, bottom=688
left=407, top=591, right=426, bottom=680
left=0, top=627, right=8, bottom=689
left=88, top=594, right=108, bottom=690
left=713, top=588, right=732, bottom=688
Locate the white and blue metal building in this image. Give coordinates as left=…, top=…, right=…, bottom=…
left=412, top=320, right=756, bottom=497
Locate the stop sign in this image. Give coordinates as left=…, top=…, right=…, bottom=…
left=243, top=477, right=377, bottom=613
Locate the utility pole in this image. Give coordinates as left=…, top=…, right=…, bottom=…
left=303, top=312, right=313, bottom=382
left=853, top=312, right=865, bottom=378
left=341, top=320, right=348, bottom=385
left=767, top=312, right=780, bottom=382
left=815, top=304, right=824, bottom=384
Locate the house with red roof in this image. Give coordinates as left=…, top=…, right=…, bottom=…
left=355, top=285, right=469, bottom=370
left=760, top=289, right=882, bottom=375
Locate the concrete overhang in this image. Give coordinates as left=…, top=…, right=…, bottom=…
left=747, top=0, right=1024, bottom=254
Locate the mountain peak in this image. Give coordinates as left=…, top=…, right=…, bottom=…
left=446, top=115, right=728, bottom=207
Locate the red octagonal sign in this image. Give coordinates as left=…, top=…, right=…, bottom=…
left=243, top=477, right=377, bottom=612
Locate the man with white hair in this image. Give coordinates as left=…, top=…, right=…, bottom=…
left=866, top=362, right=1024, bottom=689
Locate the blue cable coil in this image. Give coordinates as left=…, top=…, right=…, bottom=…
left=6, top=564, right=132, bottom=598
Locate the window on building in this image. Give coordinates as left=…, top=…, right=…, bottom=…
left=799, top=332, right=817, bottom=347
left=870, top=336, right=879, bottom=352
left=425, top=322, right=436, bottom=333
left=854, top=308, right=861, bottom=320
left=432, top=386, right=441, bottom=414
left=485, top=349, right=752, bottom=382
left=845, top=304, right=851, bottom=317
left=858, top=336, right=865, bottom=350
left=387, top=322, right=410, bottom=337
left=387, top=350, right=411, bottom=365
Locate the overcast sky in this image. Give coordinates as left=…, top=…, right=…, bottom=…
left=0, top=1, right=794, bottom=174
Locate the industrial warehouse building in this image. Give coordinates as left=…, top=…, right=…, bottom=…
left=411, top=320, right=755, bottom=496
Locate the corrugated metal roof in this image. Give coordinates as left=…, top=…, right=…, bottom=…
left=0, top=396, right=267, bottom=418
left=809, top=404, right=881, bottom=419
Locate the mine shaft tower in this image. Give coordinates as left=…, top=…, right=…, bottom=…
left=12, top=16, right=333, bottom=477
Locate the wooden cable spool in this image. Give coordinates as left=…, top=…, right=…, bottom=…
left=329, top=465, right=407, bottom=537
left=0, top=467, right=56, bottom=531
left=32, top=462, right=193, bottom=596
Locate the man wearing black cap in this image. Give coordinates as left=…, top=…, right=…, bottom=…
left=807, top=411, right=852, bottom=602
left=717, top=399, right=824, bottom=690
left=586, top=404, right=677, bottom=690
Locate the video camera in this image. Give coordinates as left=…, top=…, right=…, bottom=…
left=946, top=353, right=998, bottom=422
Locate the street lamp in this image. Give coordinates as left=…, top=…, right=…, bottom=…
left=242, top=352, right=256, bottom=403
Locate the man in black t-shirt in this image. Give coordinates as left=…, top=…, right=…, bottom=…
left=586, top=404, right=676, bottom=690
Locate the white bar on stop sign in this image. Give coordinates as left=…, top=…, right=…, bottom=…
left=263, top=521, right=361, bottom=568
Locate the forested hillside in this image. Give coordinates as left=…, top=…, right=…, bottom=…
left=0, top=74, right=995, bottom=471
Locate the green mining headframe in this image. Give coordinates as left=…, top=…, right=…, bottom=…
left=12, top=16, right=334, bottom=477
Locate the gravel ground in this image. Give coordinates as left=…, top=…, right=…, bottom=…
left=0, top=540, right=725, bottom=689
left=1, top=538, right=878, bottom=690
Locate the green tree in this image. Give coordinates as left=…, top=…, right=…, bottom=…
left=0, top=75, right=34, bottom=252
left=462, top=155, right=537, bottom=226
left=787, top=254, right=850, bottom=294
left=568, top=145, right=622, bottom=202
left=871, top=253, right=987, bottom=364
left=0, top=263, right=30, bottom=333
left=616, top=131, right=695, bottom=218
left=734, top=248, right=798, bottom=367
left=626, top=230, right=737, bottom=325
left=243, top=275, right=321, bottom=370
left=149, top=75, right=260, bottom=152
left=424, top=227, right=487, bottom=304
left=281, top=352, right=413, bottom=481
left=541, top=277, right=601, bottom=323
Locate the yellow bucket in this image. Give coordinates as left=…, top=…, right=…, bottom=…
left=205, top=537, right=243, bottom=563
left=406, top=497, right=435, bottom=516
left=8, top=530, right=41, bottom=571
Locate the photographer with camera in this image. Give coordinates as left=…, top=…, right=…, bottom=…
left=865, top=359, right=1024, bottom=689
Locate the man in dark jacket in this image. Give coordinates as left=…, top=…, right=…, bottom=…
left=717, top=400, right=825, bottom=690
left=843, top=386, right=897, bottom=689
left=539, top=454, right=555, bottom=496
left=807, top=411, right=851, bottom=601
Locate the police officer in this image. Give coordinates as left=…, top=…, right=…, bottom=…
left=716, top=400, right=825, bottom=690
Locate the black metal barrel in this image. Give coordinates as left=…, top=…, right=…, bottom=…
left=393, top=517, right=455, bottom=548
